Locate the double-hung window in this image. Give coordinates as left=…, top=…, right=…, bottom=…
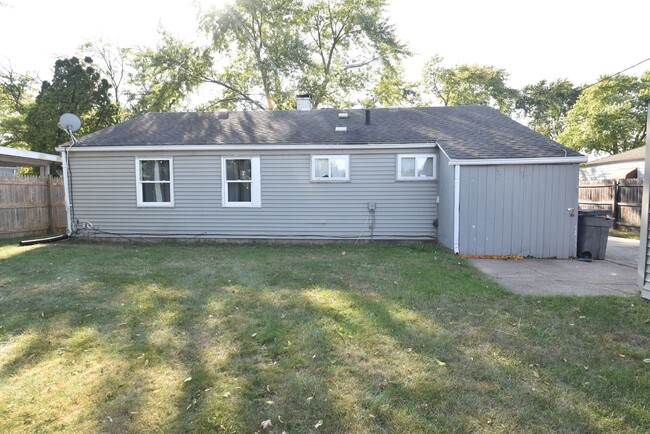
left=136, top=158, right=174, bottom=206
left=311, top=155, right=350, bottom=181
left=397, top=154, right=436, bottom=180
left=222, top=156, right=261, bottom=207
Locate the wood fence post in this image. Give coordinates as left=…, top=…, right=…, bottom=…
left=47, top=175, right=55, bottom=234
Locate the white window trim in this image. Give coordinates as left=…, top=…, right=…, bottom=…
left=396, top=154, right=437, bottom=181
left=221, top=156, right=261, bottom=208
left=310, top=155, right=350, bottom=182
left=135, top=157, right=174, bottom=207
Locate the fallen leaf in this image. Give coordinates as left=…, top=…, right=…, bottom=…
left=261, top=419, right=272, bottom=429
left=314, top=420, right=323, bottom=428
left=644, top=359, right=650, bottom=364
left=434, top=358, right=446, bottom=366
left=184, top=377, right=192, bottom=383
left=223, top=392, right=232, bottom=398
left=265, top=400, right=274, bottom=405
left=306, top=396, right=314, bottom=404
left=251, top=333, right=257, bottom=337
left=532, top=371, right=540, bottom=378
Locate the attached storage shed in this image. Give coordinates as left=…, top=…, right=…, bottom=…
left=435, top=110, right=585, bottom=258
left=58, top=105, right=585, bottom=258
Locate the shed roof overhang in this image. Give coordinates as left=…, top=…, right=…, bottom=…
left=447, top=156, right=587, bottom=166
left=0, top=146, right=61, bottom=167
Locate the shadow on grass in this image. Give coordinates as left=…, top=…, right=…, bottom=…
left=0, top=241, right=648, bottom=432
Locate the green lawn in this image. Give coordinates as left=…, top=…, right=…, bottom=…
left=0, top=240, right=648, bottom=433
left=609, top=229, right=641, bottom=240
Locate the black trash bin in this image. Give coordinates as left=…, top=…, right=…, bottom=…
left=577, top=209, right=615, bottom=260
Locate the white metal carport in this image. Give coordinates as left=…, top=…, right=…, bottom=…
left=0, top=146, right=61, bottom=174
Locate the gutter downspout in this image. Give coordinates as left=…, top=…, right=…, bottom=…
left=61, top=142, right=76, bottom=235
left=453, top=164, right=460, bottom=254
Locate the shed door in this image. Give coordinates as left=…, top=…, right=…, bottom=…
left=458, top=164, right=578, bottom=258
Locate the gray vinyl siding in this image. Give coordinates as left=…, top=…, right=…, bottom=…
left=436, top=151, right=455, bottom=250
left=458, top=164, right=579, bottom=258
left=69, top=148, right=437, bottom=240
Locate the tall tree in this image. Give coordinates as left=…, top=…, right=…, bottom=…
left=23, top=57, right=118, bottom=154
left=298, top=0, right=409, bottom=108
left=200, top=0, right=308, bottom=110
left=0, top=63, right=36, bottom=148
left=558, top=72, right=649, bottom=155
left=421, top=54, right=517, bottom=114
left=516, top=79, right=580, bottom=140
left=79, top=40, right=130, bottom=119
left=127, top=31, right=213, bottom=114
left=127, top=0, right=409, bottom=111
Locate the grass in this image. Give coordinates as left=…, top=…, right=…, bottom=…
left=0, top=239, right=649, bottom=433
left=609, top=229, right=641, bottom=240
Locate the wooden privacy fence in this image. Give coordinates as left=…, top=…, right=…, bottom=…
left=0, top=175, right=66, bottom=238
left=578, top=179, right=642, bottom=231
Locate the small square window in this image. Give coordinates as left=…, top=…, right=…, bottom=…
left=136, top=158, right=174, bottom=207
left=397, top=154, right=436, bottom=180
left=311, top=155, right=350, bottom=181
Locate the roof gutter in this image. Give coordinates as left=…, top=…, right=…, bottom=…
left=56, top=142, right=439, bottom=152
left=447, top=156, right=587, bottom=166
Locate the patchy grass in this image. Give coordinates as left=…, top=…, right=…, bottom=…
left=0, top=239, right=648, bottom=433
left=609, top=229, right=640, bottom=240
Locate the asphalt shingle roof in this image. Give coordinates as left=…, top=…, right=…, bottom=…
left=76, top=105, right=582, bottom=160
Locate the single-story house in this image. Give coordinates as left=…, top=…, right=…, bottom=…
left=57, top=103, right=586, bottom=258
left=581, top=145, right=645, bottom=180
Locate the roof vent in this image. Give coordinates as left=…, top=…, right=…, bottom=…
left=338, top=113, right=349, bottom=119
left=217, top=109, right=229, bottom=119
left=335, top=126, right=347, bottom=133
left=296, top=93, right=312, bottom=111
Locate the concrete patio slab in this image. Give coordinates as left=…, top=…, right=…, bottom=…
left=470, top=237, right=639, bottom=297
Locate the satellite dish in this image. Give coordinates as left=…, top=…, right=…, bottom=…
left=58, top=113, right=81, bottom=133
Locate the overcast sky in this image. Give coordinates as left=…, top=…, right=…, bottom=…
left=1, top=0, right=648, bottom=90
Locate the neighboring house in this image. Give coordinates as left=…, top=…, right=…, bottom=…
left=57, top=104, right=586, bottom=258
left=581, top=146, right=645, bottom=180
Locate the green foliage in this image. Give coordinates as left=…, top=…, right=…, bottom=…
left=516, top=79, right=580, bottom=140
left=23, top=57, right=118, bottom=154
left=79, top=40, right=131, bottom=120
left=361, top=62, right=421, bottom=108
left=297, top=0, right=409, bottom=108
left=200, top=0, right=306, bottom=110
left=126, top=0, right=410, bottom=111
left=422, top=54, right=518, bottom=114
left=558, top=73, right=649, bottom=154
left=0, top=64, right=36, bottom=148
left=127, top=31, right=213, bottom=114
